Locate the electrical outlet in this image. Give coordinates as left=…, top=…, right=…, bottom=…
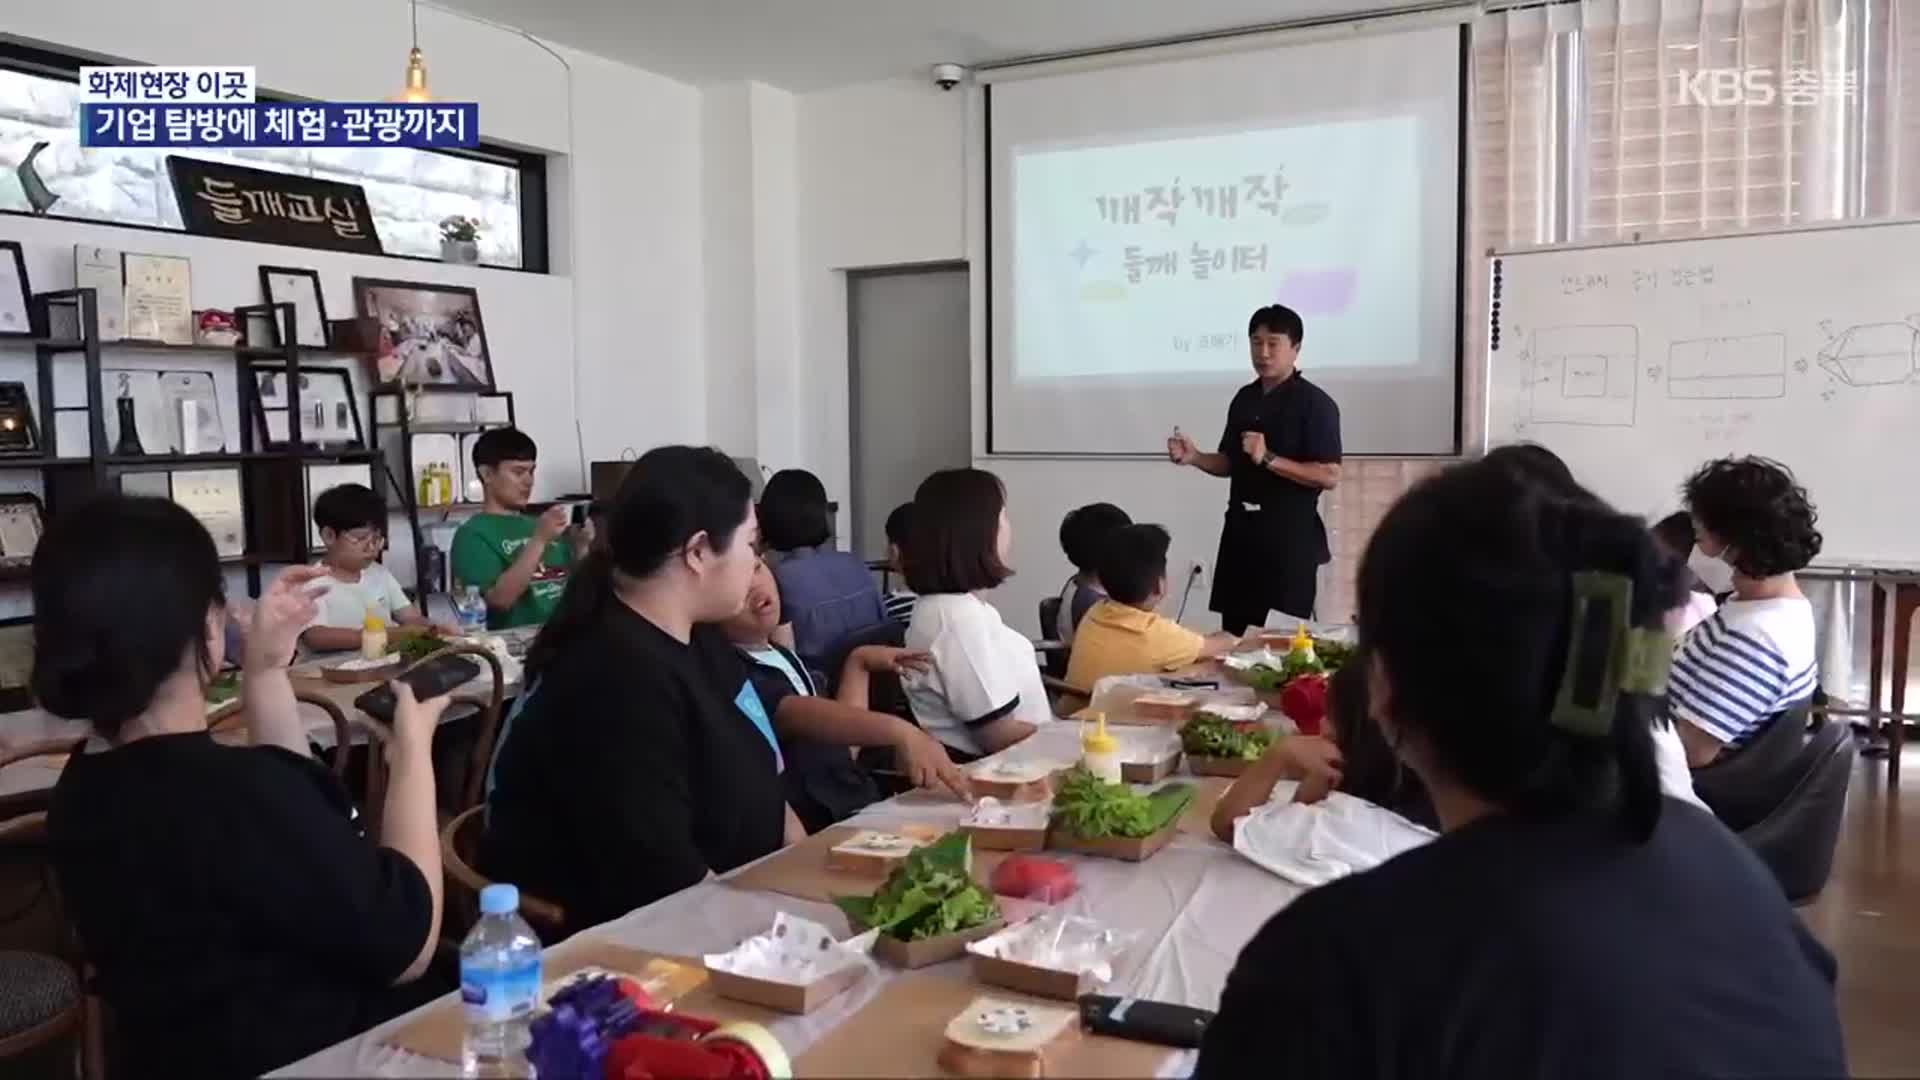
left=1185, top=560, right=1208, bottom=593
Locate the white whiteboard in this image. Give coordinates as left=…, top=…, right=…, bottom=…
left=1485, top=219, right=1920, bottom=565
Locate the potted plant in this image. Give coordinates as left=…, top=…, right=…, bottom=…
left=438, top=216, right=483, bottom=264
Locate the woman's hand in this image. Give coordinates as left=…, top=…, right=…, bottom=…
left=389, top=680, right=453, bottom=750
left=893, top=727, right=971, bottom=801
left=245, top=565, right=326, bottom=672
left=858, top=646, right=931, bottom=677
left=1271, top=734, right=1344, bottom=803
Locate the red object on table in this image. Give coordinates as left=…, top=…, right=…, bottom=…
left=991, top=854, right=1078, bottom=903
left=1280, top=673, right=1329, bottom=736
left=604, top=1011, right=773, bottom=1080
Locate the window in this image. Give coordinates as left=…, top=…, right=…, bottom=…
left=0, top=57, right=544, bottom=270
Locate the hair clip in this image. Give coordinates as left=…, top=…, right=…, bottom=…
left=1550, top=571, right=1629, bottom=737
left=1620, top=626, right=1674, bottom=695
left=1550, top=572, right=1677, bottom=737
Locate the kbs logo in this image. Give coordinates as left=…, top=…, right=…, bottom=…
left=1674, top=68, right=1857, bottom=107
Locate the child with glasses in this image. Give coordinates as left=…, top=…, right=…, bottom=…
left=298, top=483, right=454, bottom=653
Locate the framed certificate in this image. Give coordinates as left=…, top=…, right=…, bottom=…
left=74, top=244, right=125, bottom=341
left=123, top=252, right=193, bottom=345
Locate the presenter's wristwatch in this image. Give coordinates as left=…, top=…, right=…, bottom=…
left=1257, top=450, right=1274, bottom=468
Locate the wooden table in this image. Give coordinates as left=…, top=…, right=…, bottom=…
left=1802, top=563, right=1920, bottom=783
left=274, top=720, right=1303, bottom=1078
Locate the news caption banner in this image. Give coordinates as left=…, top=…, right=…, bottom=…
left=78, top=65, right=479, bottom=150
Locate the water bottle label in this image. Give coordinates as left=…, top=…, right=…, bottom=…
left=460, top=956, right=542, bottom=1023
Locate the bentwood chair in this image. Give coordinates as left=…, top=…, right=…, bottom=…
left=358, top=644, right=506, bottom=831
left=0, top=810, right=92, bottom=1080
left=440, top=805, right=566, bottom=942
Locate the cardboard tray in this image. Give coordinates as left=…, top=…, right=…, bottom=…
left=1120, top=752, right=1181, bottom=784
left=705, top=959, right=865, bottom=1015
left=962, top=822, right=1049, bottom=853
left=319, top=658, right=403, bottom=684
left=1046, top=818, right=1182, bottom=862
left=722, top=825, right=1006, bottom=905
left=967, top=774, right=1055, bottom=802
left=970, top=951, right=1102, bottom=1003
left=863, top=917, right=1007, bottom=970
left=1185, top=754, right=1254, bottom=778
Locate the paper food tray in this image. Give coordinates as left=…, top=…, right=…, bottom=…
left=965, top=915, right=1135, bottom=1001
left=962, top=798, right=1052, bottom=851
left=702, top=913, right=871, bottom=1014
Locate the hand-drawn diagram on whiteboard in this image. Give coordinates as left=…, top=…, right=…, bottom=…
left=1818, top=322, right=1920, bottom=386
left=1666, top=333, right=1787, bottom=399
left=1528, top=326, right=1638, bottom=426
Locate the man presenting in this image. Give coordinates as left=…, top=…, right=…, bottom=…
left=1167, top=304, right=1342, bottom=635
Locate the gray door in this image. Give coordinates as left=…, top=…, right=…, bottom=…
left=848, top=263, right=971, bottom=560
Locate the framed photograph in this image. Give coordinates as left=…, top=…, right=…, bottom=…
left=0, top=241, right=32, bottom=337
left=0, top=493, right=45, bottom=567
left=352, top=278, right=494, bottom=390
left=102, top=368, right=229, bottom=455
left=258, top=265, right=330, bottom=349
left=123, top=252, right=193, bottom=345
left=252, top=367, right=363, bottom=450
left=0, top=616, right=33, bottom=713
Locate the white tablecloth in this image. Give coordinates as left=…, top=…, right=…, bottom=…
left=276, top=723, right=1301, bottom=1077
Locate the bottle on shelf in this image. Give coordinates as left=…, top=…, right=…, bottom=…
left=460, top=883, right=541, bottom=1079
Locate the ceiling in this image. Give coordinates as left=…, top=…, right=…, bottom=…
left=428, top=0, right=1410, bottom=92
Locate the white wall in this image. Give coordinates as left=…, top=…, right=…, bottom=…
left=704, top=81, right=803, bottom=469
left=795, top=76, right=966, bottom=526
left=792, top=78, right=1234, bottom=635
left=0, top=1, right=707, bottom=603
left=6, top=0, right=567, bottom=153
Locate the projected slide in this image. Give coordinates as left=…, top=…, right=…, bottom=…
left=1012, top=116, right=1423, bottom=383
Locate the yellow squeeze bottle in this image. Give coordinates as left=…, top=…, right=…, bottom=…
left=1081, top=712, right=1122, bottom=784
left=361, top=606, right=388, bottom=661
left=1288, top=621, right=1317, bottom=664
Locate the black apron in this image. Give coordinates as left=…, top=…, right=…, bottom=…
left=1211, top=502, right=1325, bottom=621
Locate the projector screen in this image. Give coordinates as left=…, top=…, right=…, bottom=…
left=986, top=23, right=1466, bottom=456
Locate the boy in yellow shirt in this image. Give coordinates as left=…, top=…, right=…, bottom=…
left=1065, top=523, right=1238, bottom=694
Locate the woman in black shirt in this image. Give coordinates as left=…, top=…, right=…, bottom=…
left=1197, top=459, right=1845, bottom=1079
left=41, top=497, right=452, bottom=1079
left=482, top=446, right=798, bottom=937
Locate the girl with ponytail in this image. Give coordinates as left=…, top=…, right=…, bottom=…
left=483, top=446, right=803, bottom=936
left=1197, top=458, right=1843, bottom=1079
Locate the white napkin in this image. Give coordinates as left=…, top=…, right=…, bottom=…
left=966, top=912, right=1136, bottom=985
left=964, top=797, right=1052, bottom=829
left=1232, top=781, right=1436, bottom=888
left=703, top=913, right=871, bottom=986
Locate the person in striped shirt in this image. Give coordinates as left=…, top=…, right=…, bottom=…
left=881, top=502, right=917, bottom=625
left=1668, top=457, right=1823, bottom=766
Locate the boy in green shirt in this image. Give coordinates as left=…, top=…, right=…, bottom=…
left=449, top=428, right=587, bottom=629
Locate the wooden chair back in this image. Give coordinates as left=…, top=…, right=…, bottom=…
left=440, top=805, right=565, bottom=940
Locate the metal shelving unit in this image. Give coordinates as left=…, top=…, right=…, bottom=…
left=0, top=290, right=379, bottom=598
left=369, top=386, right=515, bottom=601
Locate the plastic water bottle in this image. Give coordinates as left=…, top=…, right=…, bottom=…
left=454, top=584, right=488, bottom=635
left=460, top=884, right=542, bottom=1078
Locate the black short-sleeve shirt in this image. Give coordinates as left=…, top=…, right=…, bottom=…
left=482, top=607, right=785, bottom=936
left=48, top=733, right=434, bottom=1078
left=738, top=643, right=885, bottom=832
left=1217, top=371, right=1342, bottom=509
left=1196, top=801, right=1846, bottom=1080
